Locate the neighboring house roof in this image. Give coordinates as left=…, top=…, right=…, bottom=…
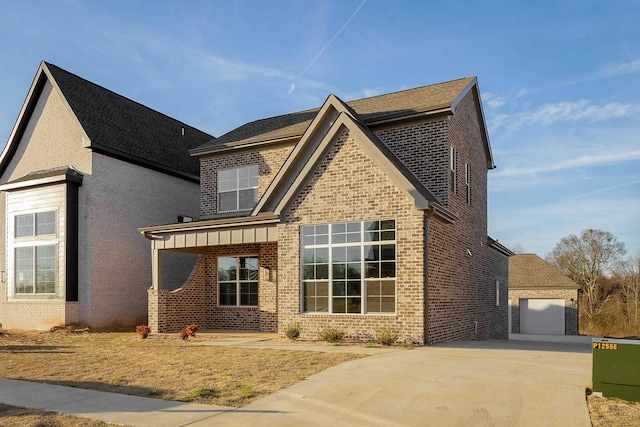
left=509, top=254, right=580, bottom=289
left=191, top=76, right=494, bottom=169
left=0, top=61, right=214, bottom=182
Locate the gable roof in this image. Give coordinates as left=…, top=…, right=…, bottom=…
left=0, top=62, right=214, bottom=182
left=190, top=77, right=492, bottom=167
left=509, top=254, right=580, bottom=289
left=251, top=94, right=457, bottom=224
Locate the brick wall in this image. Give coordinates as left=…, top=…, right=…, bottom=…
left=0, top=80, right=92, bottom=330
left=374, top=117, right=450, bottom=207
left=87, top=153, right=200, bottom=328
left=423, top=90, right=508, bottom=343
left=278, top=129, right=427, bottom=344
left=509, top=289, right=579, bottom=335
left=149, top=243, right=278, bottom=333
left=199, top=144, right=294, bottom=217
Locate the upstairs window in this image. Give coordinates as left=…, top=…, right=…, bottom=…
left=218, top=165, right=258, bottom=212
left=449, top=145, right=456, bottom=194
left=15, top=211, right=56, bottom=238
left=465, top=162, right=471, bottom=204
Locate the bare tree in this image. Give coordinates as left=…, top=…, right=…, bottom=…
left=547, top=229, right=626, bottom=319
left=511, top=243, right=525, bottom=254
left=617, top=253, right=640, bottom=327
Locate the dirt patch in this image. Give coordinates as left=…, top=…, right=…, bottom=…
left=588, top=394, right=640, bottom=427
left=0, top=329, right=361, bottom=408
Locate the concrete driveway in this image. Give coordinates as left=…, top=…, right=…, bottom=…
left=203, top=339, right=592, bottom=426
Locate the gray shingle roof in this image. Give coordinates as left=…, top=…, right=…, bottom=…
left=201, top=77, right=475, bottom=150
left=509, top=254, right=580, bottom=289
left=44, top=62, right=214, bottom=179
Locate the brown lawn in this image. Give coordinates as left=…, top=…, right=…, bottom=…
left=0, top=328, right=360, bottom=408
left=0, top=403, right=120, bottom=427
left=588, top=394, right=640, bottom=427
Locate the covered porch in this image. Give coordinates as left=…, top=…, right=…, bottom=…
left=140, top=215, right=279, bottom=333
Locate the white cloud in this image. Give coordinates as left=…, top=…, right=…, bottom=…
left=489, top=99, right=638, bottom=134
left=492, top=148, right=640, bottom=178
left=598, top=58, right=640, bottom=78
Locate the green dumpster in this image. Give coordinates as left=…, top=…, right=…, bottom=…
left=592, top=338, right=640, bottom=402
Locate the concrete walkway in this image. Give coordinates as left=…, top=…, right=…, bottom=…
left=0, top=339, right=593, bottom=426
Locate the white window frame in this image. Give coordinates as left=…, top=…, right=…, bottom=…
left=217, top=255, right=259, bottom=307
left=12, top=209, right=59, bottom=296
left=449, top=145, right=456, bottom=194
left=300, top=220, right=396, bottom=315
left=217, top=165, right=259, bottom=213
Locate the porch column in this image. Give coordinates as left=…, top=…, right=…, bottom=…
left=151, top=248, right=162, bottom=290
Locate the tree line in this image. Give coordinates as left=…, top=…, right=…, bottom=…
left=545, top=229, right=639, bottom=337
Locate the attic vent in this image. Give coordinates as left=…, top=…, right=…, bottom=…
left=181, top=127, right=185, bottom=136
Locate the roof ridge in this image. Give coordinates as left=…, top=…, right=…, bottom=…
left=345, top=76, right=475, bottom=104
left=43, top=61, right=213, bottom=138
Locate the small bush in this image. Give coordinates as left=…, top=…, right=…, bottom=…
left=180, top=324, right=200, bottom=341
left=136, top=324, right=151, bottom=339
left=285, top=323, right=301, bottom=340
left=375, top=328, right=400, bottom=346
left=320, top=325, right=345, bottom=343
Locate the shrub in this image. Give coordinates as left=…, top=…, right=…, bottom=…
left=375, top=328, right=400, bottom=346
left=285, top=323, right=301, bottom=340
left=180, top=324, right=200, bottom=341
left=136, top=325, right=151, bottom=339
left=320, top=325, right=344, bottom=343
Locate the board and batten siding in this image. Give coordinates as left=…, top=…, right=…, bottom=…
left=5, top=184, right=67, bottom=301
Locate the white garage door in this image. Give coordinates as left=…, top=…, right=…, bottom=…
left=520, top=298, right=565, bottom=335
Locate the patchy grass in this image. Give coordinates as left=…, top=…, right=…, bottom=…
left=588, top=394, right=640, bottom=426
left=0, top=329, right=361, bottom=408
left=0, top=403, right=122, bottom=427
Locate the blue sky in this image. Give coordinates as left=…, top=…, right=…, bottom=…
left=0, top=0, right=638, bottom=258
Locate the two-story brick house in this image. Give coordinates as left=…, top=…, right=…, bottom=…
left=141, top=77, right=511, bottom=344
left=0, top=62, right=212, bottom=330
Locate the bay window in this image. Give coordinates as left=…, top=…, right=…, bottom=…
left=13, top=211, right=57, bottom=295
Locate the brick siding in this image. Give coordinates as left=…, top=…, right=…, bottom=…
left=424, top=91, right=508, bottom=343
left=149, top=243, right=278, bottom=333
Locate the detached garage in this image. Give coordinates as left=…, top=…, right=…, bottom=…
left=509, top=254, right=580, bottom=335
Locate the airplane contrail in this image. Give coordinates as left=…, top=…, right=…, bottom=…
left=289, top=0, right=367, bottom=94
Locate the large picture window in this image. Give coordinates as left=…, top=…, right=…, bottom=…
left=218, top=256, right=259, bottom=306
left=301, top=220, right=396, bottom=314
left=13, top=210, right=57, bottom=295
left=218, top=165, right=258, bottom=212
